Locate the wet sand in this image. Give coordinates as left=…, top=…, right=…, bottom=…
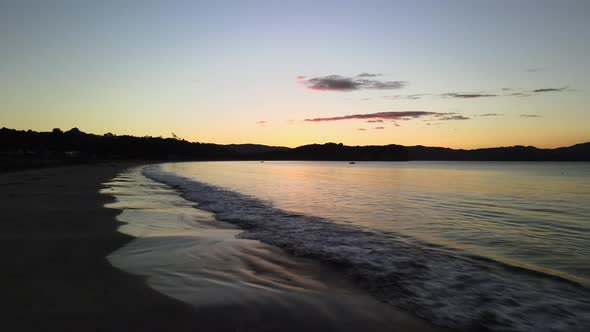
left=0, top=163, right=193, bottom=331
left=107, top=165, right=447, bottom=332
left=0, top=163, right=446, bottom=331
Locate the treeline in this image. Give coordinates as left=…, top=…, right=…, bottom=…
left=0, top=127, right=411, bottom=171
left=1, top=127, right=588, bottom=171
left=0, top=127, right=233, bottom=171
left=0, top=127, right=230, bottom=159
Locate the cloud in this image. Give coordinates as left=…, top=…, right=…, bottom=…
left=381, top=87, right=573, bottom=100
left=304, top=111, right=470, bottom=123
left=509, top=92, right=532, bottom=97
left=300, top=75, right=407, bottom=91
left=305, top=111, right=438, bottom=122
left=441, top=93, right=497, bottom=98
left=383, top=94, right=430, bottom=100
left=480, top=113, right=503, bottom=117
left=439, top=115, right=470, bottom=120
left=374, top=127, right=385, bottom=130
left=520, top=114, right=543, bottom=118
left=256, top=120, right=268, bottom=125
left=357, top=128, right=366, bottom=131
left=504, top=86, right=571, bottom=96
left=533, top=87, right=568, bottom=93
left=357, top=73, right=381, bottom=78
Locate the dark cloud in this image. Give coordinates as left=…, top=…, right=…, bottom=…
left=256, top=120, right=268, bottom=125
left=533, top=87, right=568, bottom=93
left=439, top=115, right=471, bottom=120
left=304, top=111, right=439, bottom=122
left=303, top=76, right=357, bottom=91
left=520, top=114, right=543, bottom=118
left=480, top=113, right=503, bottom=117
left=357, top=73, right=381, bottom=78
left=509, top=92, right=532, bottom=97
left=304, top=111, right=470, bottom=123
left=382, top=86, right=572, bottom=100
left=383, top=94, right=430, bottom=100
left=504, top=86, right=572, bottom=96
left=357, top=128, right=366, bottom=131
left=441, top=93, right=497, bottom=98
left=300, top=75, right=406, bottom=91
left=374, top=127, right=385, bottom=130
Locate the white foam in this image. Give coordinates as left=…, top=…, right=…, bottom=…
left=145, top=164, right=590, bottom=331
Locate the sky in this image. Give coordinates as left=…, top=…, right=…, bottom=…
left=1, top=0, right=589, bottom=148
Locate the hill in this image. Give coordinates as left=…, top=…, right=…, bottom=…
left=407, top=143, right=590, bottom=161
left=257, top=143, right=408, bottom=161
left=1, top=127, right=588, bottom=171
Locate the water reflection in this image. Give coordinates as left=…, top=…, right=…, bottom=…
left=162, top=161, right=590, bottom=285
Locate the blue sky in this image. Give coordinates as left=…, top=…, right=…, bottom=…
left=1, top=0, right=589, bottom=148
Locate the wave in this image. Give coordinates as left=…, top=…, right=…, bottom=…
left=144, top=164, right=590, bottom=331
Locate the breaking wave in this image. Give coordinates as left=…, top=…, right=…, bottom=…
left=144, top=164, right=590, bottom=331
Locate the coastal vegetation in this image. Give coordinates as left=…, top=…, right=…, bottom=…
left=1, top=127, right=588, bottom=171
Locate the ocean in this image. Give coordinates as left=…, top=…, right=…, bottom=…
left=106, top=161, right=590, bottom=331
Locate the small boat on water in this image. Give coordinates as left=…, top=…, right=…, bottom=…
left=348, top=161, right=356, bottom=164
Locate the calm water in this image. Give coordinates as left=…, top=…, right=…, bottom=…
left=144, top=161, right=590, bottom=331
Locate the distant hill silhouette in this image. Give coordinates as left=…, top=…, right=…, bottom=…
left=257, top=143, right=408, bottom=161
left=224, top=144, right=289, bottom=156
left=1, top=127, right=588, bottom=171
left=407, top=143, right=590, bottom=161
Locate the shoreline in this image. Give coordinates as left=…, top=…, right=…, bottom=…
left=0, top=163, right=193, bottom=331
left=108, top=164, right=447, bottom=332
left=1, top=162, right=447, bottom=332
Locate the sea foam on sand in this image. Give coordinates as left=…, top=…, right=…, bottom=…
left=106, top=166, right=442, bottom=332
left=143, top=162, right=590, bottom=332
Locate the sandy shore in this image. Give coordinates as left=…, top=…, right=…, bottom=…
left=0, top=163, right=193, bottom=331
left=0, top=163, right=447, bottom=332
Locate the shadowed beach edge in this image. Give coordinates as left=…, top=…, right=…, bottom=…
left=0, top=163, right=194, bottom=332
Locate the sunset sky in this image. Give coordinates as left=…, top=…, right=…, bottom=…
left=1, top=0, right=589, bottom=148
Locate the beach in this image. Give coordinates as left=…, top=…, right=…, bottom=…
left=0, top=163, right=193, bottom=331
left=0, top=163, right=444, bottom=331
